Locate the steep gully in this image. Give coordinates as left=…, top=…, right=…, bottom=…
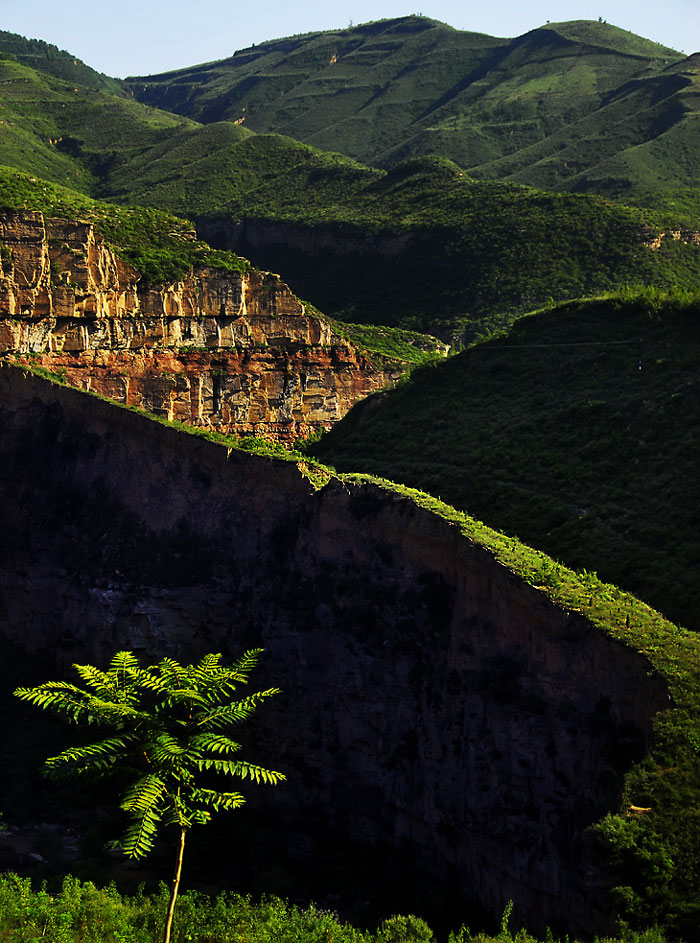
left=0, top=365, right=670, bottom=936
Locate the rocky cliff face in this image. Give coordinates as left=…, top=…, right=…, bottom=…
left=0, top=212, right=402, bottom=441
left=0, top=365, right=671, bottom=936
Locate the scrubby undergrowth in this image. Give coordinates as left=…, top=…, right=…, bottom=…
left=0, top=873, right=674, bottom=943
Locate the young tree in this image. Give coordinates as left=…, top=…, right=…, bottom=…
left=14, top=648, right=285, bottom=943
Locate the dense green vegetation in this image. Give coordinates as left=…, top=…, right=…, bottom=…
left=310, top=289, right=700, bottom=632
left=0, top=55, right=192, bottom=194
left=327, top=318, right=448, bottom=366
left=123, top=16, right=696, bottom=211
left=192, top=151, right=700, bottom=336
left=0, top=31, right=124, bottom=94
left=0, top=873, right=672, bottom=943
left=464, top=52, right=700, bottom=207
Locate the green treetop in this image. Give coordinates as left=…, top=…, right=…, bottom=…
left=14, top=648, right=285, bottom=943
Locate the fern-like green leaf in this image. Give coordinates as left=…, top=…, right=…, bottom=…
left=44, top=734, right=134, bottom=779
left=120, top=800, right=165, bottom=859
left=72, top=664, right=113, bottom=696
left=188, top=733, right=241, bottom=755
left=190, top=787, right=246, bottom=811
left=195, top=689, right=282, bottom=729
left=121, top=774, right=167, bottom=816
left=192, top=757, right=285, bottom=784
left=229, top=649, right=263, bottom=677
left=148, top=733, right=189, bottom=770
left=107, top=651, right=141, bottom=673
left=163, top=688, right=209, bottom=710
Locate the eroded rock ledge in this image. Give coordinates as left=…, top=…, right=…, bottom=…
left=0, top=212, right=402, bottom=441
left=0, top=366, right=670, bottom=935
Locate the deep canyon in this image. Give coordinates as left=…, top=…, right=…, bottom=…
left=0, top=363, right=671, bottom=936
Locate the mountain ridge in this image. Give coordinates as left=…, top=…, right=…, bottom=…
left=0, top=28, right=123, bottom=94
left=121, top=15, right=694, bottom=209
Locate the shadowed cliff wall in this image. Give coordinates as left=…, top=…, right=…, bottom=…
left=0, top=365, right=670, bottom=934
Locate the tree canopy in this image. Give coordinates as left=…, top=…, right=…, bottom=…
left=14, top=648, right=285, bottom=943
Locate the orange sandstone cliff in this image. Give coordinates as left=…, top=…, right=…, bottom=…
left=0, top=211, right=405, bottom=441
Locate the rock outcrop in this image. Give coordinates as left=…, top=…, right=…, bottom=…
left=0, top=212, right=403, bottom=441
left=0, top=365, right=671, bottom=936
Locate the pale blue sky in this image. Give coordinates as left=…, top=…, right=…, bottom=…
left=0, top=0, right=697, bottom=78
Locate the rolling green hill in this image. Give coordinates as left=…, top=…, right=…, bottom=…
left=0, top=55, right=194, bottom=193
left=191, top=153, right=700, bottom=337
left=308, top=290, right=700, bottom=634
left=470, top=51, right=700, bottom=208
left=123, top=17, right=503, bottom=159
left=122, top=16, right=699, bottom=208
left=0, top=29, right=123, bottom=94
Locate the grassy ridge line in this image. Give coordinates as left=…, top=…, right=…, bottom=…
left=13, top=361, right=700, bottom=936
left=15, top=360, right=698, bottom=680
left=324, top=313, right=448, bottom=366
left=310, top=289, right=700, bottom=629
left=0, top=32, right=124, bottom=94
left=345, top=472, right=700, bottom=703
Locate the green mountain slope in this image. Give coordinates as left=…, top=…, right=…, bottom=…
left=380, top=21, right=683, bottom=166
left=309, top=291, right=700, bottom=633
left=0, top=29, right=123, bottom=95
left=123, top=16, right=695, bottom=206
left=124, top=17, right=502, bottom=155
left=469, top=52, right=700, bottom=206
left=0, top=56, right=195, bottom=193
left=192, top=152, right=700, bottom=338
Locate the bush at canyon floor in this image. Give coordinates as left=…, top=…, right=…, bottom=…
left=0, top=873, right=673, bottom=943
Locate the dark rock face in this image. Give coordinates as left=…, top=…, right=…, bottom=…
left=0, top=365, right=670, bottom=934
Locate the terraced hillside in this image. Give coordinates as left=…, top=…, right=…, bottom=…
left=124, top=16, right=699, bottom=210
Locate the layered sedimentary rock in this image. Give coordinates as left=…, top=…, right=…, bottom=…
left=0, top=212, right=402, bottom=441
left=0, top=365, right=671, bottom=935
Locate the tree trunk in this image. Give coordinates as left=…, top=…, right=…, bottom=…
left=163, top=826, right=186, bottom=943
